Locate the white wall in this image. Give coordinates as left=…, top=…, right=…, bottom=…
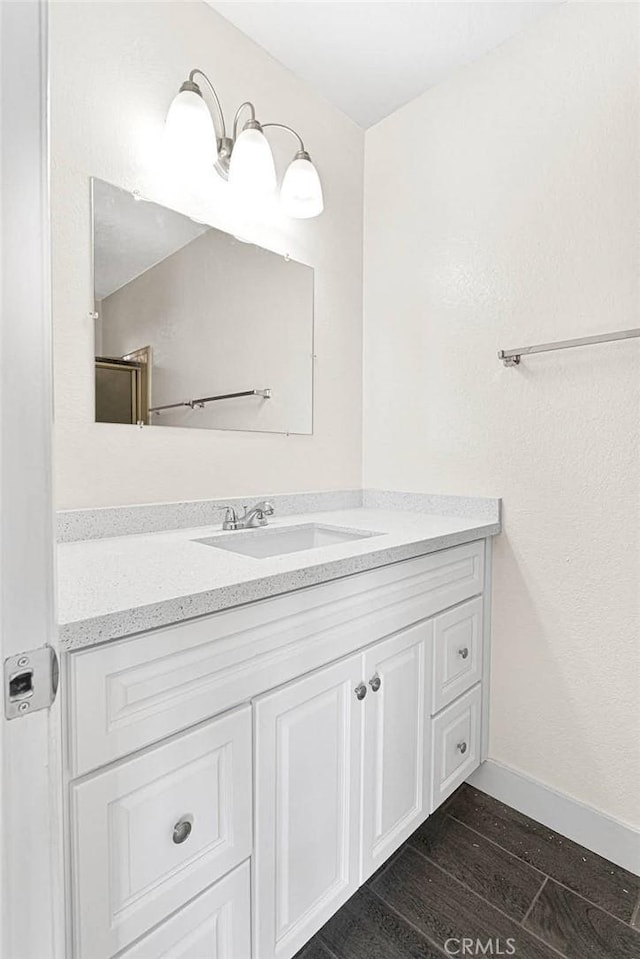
left=101, top=226, right=314, bottom=433
left=52, top=0, right=639, bottom=828
left=364, top=2, right=640, bottom=827
left=50, top=0, right=363, bottom=507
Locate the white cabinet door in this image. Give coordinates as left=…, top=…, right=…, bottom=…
left=253, top=655, right=364, bottom=959
left=119, top=862, right=251, bottom=959
left=360, top=622, right=431, bottom=881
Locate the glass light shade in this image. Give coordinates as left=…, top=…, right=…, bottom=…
left=280, top=153, right=324, bottom=219
left=164, top=89, right=217, bottom=169
left=228, top=126, right=277, bottom=198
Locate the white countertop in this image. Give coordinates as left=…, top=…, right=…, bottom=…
left=57, top=508, right=500, bottom=650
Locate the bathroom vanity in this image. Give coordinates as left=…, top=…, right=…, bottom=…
left=57, top=500, right=499, bottom=959
left=45, top=166, right=503, bottom=959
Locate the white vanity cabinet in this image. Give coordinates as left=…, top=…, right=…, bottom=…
left=64, top=538, right=490, bottom=959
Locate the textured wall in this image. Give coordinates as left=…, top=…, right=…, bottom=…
left=363, top=3, right=640, bottom=825
left=51, top=0, right=363, bottom=507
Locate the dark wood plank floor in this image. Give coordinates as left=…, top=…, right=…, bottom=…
left=295, top=784, right=640, bottom=959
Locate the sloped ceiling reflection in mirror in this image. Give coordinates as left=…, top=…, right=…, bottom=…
left=93, top=179, right=209, bottom=299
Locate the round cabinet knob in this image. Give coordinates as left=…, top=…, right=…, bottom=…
left=456, top=741, right=468, bottom=755
left=172, top=817, right=193, bottom=844
left=369, top=673, right=381, bottom=693
left=355, top=683, right=367, bottom=701
left=458, top=647, right=469, bottom=659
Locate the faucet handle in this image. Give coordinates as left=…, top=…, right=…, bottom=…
left=221, top=505, right=238, bottom=530
left=255, top=500, right=275, bottom=517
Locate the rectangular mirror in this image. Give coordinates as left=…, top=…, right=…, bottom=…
left=92, top=178, right=314, bottom=433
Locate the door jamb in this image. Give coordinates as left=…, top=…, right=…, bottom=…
left=0, top=2, right=65, bottom=956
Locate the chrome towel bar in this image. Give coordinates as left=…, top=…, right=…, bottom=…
left=498, top=328, right=640, bottom=367
left=150, top=388, right=271, bottom=414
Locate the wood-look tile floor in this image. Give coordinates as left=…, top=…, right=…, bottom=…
left=295, top=785, right=640, bottom=959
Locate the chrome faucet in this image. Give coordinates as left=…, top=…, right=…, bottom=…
left=222, top=501, right=275, bottom=531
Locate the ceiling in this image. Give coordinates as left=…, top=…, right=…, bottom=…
left=208, top=1, right=563, bottom=128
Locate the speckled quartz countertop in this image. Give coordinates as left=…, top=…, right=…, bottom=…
left=57, top=507, right=500, bottom=650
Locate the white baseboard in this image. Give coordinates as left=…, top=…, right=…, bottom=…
left=468, top=760, right=640, bottom=877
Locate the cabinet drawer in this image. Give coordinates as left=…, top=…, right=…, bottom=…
left=432, top=597, right=483, bottom=713
left=68, top=540, right=484, bottom=775
left=70, top=707, right=252, bottom=959
left=431, top=685, right=481, bottom=810
left=118, top=861, right=251, bottom=959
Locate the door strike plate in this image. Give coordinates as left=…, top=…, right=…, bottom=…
left=4, top=646, right=58, bottom=719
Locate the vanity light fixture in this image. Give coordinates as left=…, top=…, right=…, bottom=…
left=165, top=69, right=324, bottom=218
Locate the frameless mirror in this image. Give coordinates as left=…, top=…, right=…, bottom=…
left=92, top=178, right=314, bottom=433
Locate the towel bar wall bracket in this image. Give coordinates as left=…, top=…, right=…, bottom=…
left=498, top=352, right=521, bottom=367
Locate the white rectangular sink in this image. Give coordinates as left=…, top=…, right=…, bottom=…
left=194, top=523, right=381, bottom=559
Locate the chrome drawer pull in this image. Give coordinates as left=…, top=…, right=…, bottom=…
left=355, top=683, right=367, bottom=701
left=456, top=741, right=468, bottom=754
left=458, top=647, right=469, bottom=659
left=369, top=673, right=381, bottom=692
left=172, top=817, right=193, bottom=844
